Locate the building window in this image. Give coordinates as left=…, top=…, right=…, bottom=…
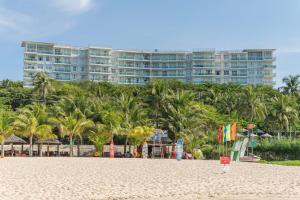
left=216, top=71, right=221, bottom=75
left=232, top=70, right=237, bottom=76
left=46, top=56, right=50, bottom=61
left=224, top=70, right=229, bottom=75
left=38, top=56, right=43, bottom=61
left=73, top=66, right=77, bottom=71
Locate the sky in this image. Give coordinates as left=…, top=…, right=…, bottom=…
left=0, top=0, right=300, bottom=87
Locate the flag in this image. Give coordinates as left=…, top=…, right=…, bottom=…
left=231, top=122, right=237, bottom=141
left=223, top=125, right=226, bottom=143
left=218, top=127, right=221, bottom=144
left=226, top=124, right=231, bottom=142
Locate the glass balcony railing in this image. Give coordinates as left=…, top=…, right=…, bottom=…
left=37, top=50, right=53, bottom=55
left=232, top=74, right=248, bottom=77
left=54, top=69, right=71, bottom=72
left=54, top=61, right=71, bottom=64
left=25, top=58, right=37, bottom=61
left=90, top=62, right=110, bottom=65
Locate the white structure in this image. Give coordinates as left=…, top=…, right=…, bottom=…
left=22, top=41, right=276, bottom=87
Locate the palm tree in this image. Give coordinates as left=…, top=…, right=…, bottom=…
left=118, top=93, right=146, bottom=154
left=270, top=95, right=298, bottom=135
left=282, top=75, right=300, bottom=95
left=33, top=71, right=53, bottom=104
left=146, top=80, right=168, bottom=128
left=88, top=123, right=112, bottom=157
left=239, top=86, right=267, bottom=123
left=13, top=106, right=51, bottom=157
left=0, top=109, right=14, bottom=158
left=36, top=125, right=56, bottom=157
left=128, top=126, right=154, bottom=157
left=51, top=114, right=94, bottom=157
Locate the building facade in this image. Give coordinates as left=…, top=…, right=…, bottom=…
left=22, top=41, right=276, bottom=87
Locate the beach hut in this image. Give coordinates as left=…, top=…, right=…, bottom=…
left=146, top=132, right=173, bottom=158
left=4, top=134, right=27, bottom=156
left=36, top=139, right=62, bottom=157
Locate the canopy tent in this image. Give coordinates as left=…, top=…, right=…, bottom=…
left=4, top=134, right=27, bottom=156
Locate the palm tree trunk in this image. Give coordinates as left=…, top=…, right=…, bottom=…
left=77, top=142, right=80, bottom=157
left=124, top=135, right=128, bottom=155
left=39, top=144, right=43, bottom=157
left=29, top=135, right=33, bottom=157
left=70, top=136, right=73, bottom=157
left=1, top=140, right=4, bottom=158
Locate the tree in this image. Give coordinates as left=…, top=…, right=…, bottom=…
left=51, top=114, right=94, bottom=157
left=282, top=75, right=300, bottom=95
left=145, top=80, right=168, bottom=128
left=33, top=71, right=53, bottom=104
left=118, top=93, right=146, bottom=154
left=13, top=105, right=52, bottom=157
left=36, top=125, right=56, bottom=157
left=128, top=126, right=154, bottom=157
left=0, top=109, right=14, bottom=158
left=88, top=123, right=112, bottom=157
left=239, top=86, right=267, bottom=123
left=270, top=95, right=298, bottom=135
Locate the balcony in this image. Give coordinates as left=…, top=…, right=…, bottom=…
left=231, top=74, right=248, bottom=77
left=192, top=73, right=214, bottom=76
left=192, top=57, right=214, bottom=60
left=37, top=50, right=53, bottom=55
left=25, top=58, right=37, bottom=62
left=89, top=62, right=111, bottom=66
left=192, top=65, right=215, bottom=68
left=54, top=69, right=71, bottom=73
left=53, top=61, right=71, bottom=65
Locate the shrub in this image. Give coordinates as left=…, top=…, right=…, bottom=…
left=255, top=139, right=300, bottom=161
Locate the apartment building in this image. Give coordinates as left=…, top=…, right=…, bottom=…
left=22, top=41, right=276, bottom=87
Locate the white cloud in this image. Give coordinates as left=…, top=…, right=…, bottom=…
left=277, top=48, right=300, bottom=54
left=50, top=0, right=95, bottom=14
left=0, top=7, right=33, bottom=34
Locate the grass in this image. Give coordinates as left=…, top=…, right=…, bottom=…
left=259, top=160, right=300, bottom=166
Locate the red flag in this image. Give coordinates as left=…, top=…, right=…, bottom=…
left=218, top=127, right=221, bottom=144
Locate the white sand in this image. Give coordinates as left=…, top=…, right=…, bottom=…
left=0, top=158, right=300, bottom=200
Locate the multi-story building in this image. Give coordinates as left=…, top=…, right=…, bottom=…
left=22, top=41, right=276, bottom=87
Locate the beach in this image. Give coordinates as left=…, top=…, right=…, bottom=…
left=0, top=158, right=299, bottom=200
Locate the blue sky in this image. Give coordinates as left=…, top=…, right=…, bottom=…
left=0, top=0, right=300, bottom=87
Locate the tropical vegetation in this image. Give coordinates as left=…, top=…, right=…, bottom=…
left=1, top=72, right=300, bottom=160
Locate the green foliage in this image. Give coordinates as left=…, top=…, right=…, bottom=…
left=260, top=160, right=300, bottom=166
left=255, top=139, right=300, bottom=161
left=1, top=75, right=300, bottom=160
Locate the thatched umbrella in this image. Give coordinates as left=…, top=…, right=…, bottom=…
left=4, top=134, right=27, bottom=156
left=36, top=139, right=62, bottom=157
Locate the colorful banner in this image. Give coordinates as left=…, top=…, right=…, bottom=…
left=218, top=127, right=222, bottom=144
left=223, top=126, right=226, bottom=143
left=231, top=122, right=237, bottom=141
left=226, top=124, right=231, bottom=142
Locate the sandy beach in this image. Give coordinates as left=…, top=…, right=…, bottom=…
left=0, top=158, right=299, bottom=200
